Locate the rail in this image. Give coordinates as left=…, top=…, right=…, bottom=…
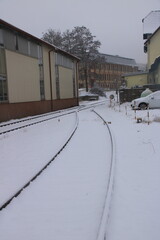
left=0, top=101, right=106, bottom=135
left=92, top=110, right=116, bottom=240
left=0, top=101, right=107, bottom=211
left=0, top=111, right=79, bottom=211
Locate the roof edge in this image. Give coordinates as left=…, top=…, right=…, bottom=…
left=122, top=71, right=148, bottom=77
left=144, top=26, right=160, bottom=45
left=0, top=19, right=80, bottom=61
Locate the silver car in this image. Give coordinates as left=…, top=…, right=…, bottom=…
left=131, top=91, right=160, bottom=110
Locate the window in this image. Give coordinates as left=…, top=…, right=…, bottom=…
left=0, top=47, right=8, bottom=102
left=3, top=29, right=15, bottom=51
left=39, top=65, right=45, bottom=100
left=38, top=46, right=45, bottom=100
left=15, top=34, right=19, bottom=50
left=0, top=75, right=7, bottom=101
left=0, top=48, right=6, bottom=74
left=30, top=41, right=38, bottom=58
left=56, top=53, right=73, bottom=69
left=0, top=29, right=4, bottom=46
left=3, top=28, right=39, bottom=58
left=55, top=65, right=60, bottom=99
left=18, top=35, right=28, bottom=55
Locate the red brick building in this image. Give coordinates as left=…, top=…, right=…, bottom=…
left=79, top=53, right=138, bottom=90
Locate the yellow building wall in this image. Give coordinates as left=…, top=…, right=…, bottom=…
left=126, top=74, right=148, bottom=88
left=42, top=46, right=57, bottom=100
left=147, top=29, right=160, bottom=68
left=6, top=50, right=40, bottom=103
left=59, top=66, right=73, bottom=99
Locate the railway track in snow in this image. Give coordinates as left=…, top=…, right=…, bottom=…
left=0, top=111, right=79, bottom=211
left=0, top=101, right=106, bottom=135
left=92, top=110, right=115, bottom=240
left=0, top=110, right=76, bottom=135
left=0, top=101, right=111, bottom=217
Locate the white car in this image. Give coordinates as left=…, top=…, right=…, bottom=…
left=131, top=90, right=160, bottom=110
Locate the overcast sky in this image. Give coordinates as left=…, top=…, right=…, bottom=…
left=0, top=0, right=160, bottom=63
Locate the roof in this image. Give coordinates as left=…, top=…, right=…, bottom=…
left=99, top=53, right=137, bottom=66
left=0, top=19, right=80, bottom=61
left=122, top=71, right=148, bottom=77
left=144, top=26, right=160, bottom=45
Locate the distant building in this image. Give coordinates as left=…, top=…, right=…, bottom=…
left=79, top=53, right=138, bottom=90
left=0, top=19, right=79, bottom=122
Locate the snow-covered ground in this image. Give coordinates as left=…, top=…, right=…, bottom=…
left=0, top=113, right=77, bottom=206
left=96, top=100, right=160, bottom=240
left=0, top=95, right=160, bottom=239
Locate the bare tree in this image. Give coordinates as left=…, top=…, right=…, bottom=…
left=42, top=26, right=102, bottom=91
left=42, top=29, right=63, bottom=48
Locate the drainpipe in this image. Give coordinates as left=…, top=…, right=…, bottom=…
left=76, top=61, right=79, bottom=106
left=48, top=50, right=53, bottom=111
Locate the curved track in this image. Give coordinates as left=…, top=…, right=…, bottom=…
left=0, top=101, right=110, bottom=216
left=0, top=111, right=79, bottom=211
left=0, top=110, right=76, bottom=135
left=92, top=110, right=115, bottom=240
left=0, top=101, right=106, bottom=135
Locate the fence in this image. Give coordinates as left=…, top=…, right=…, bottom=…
left=119, top=87, right=160, bottom=103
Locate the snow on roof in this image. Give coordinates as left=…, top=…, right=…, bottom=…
left=122, top=71, right=148, bottom=77
left=100, top=53, right=137, bottom=66
left=144, top=26, right=160, bottom=45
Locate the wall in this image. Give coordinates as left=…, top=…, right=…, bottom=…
left=0, top=98, right=78, bottom=122
left=147, top=29, right=160, bottom=68
left=59, top=66, right=73, bottom=99
left=125, top=73, right=148, bottom=88
left=6, top=50, right=40, bottom=103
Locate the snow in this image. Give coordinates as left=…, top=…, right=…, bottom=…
left=0, top=95, right=160, bottom=239
left=95, top=101, right=160, bottom=240
left=0, top=113, right=77, bottom=206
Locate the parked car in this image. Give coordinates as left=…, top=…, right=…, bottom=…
left=131, top=90, right=160, bottom=110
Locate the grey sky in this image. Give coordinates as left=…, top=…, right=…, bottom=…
left=0, top=0, right=160, bottom=63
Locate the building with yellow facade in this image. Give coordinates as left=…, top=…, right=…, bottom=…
left=144, top=26, right=160, bottom=84
left=0, top=19, right=79, bottom=122
left=122, top=71, right=148, bottom=88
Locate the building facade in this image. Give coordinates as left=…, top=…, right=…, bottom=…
left=78, top=53, right=138, bottom=90
left=144, top=26, right=160, bottom=84
left=0, top=19, right=79, bottom=122
left=122, top=71, right=148, bottom=88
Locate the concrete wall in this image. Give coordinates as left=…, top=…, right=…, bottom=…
left=125, top=73, right=148, bottom=88
left=6, top=50, right=40, bottom=103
